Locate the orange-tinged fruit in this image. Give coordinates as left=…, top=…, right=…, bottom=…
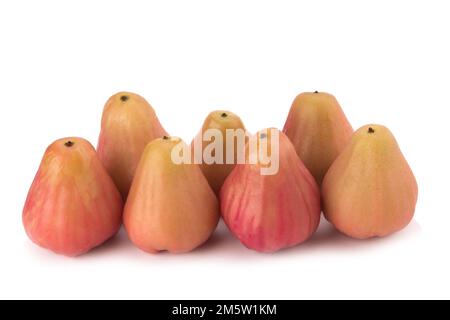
left=97, top=92, right=168, bottom=199
left=124, top=136, right=220, bottom=253
left=283, top=91, right=353, bottom=185
left=191, top=110, right=247, bottom=195
left=23, top=137, right=123, bottom=256
left=322, top=125, right=418, bottom=239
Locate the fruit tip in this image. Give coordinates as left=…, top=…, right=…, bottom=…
left=64, top=141, right=75, bottom=147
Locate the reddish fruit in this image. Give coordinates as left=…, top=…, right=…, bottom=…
left=23, top=138, right=123, bottom=256
left=220, top=129, right=321, bottom=252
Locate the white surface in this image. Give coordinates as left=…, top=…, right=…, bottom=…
left=0, top=0, right=449, bottom=299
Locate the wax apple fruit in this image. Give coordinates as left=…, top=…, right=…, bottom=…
left=283, top=91, right=353, bottom=185
left=124, top=136, right=220, bottom=253
left=322, top=125, right=418, bottom=239
left=220, top=129, right=321, bottom=252
left=23, top=138, right=123, bottom=256
left=97, top=92, right=168, bottom=199
left=191, top=110, right=246, bottom=195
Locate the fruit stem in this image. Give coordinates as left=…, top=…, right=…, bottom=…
left=120, top=95, right=129, bottom=102
left=64, top=141, right=74, bottom=147
left=368, top=127, right=375, bottom=134
left=221, top=112, right=228, bottom=118
left=163, top=136, right=170, bottom=140
left=314, top=91, right=319, bottom=94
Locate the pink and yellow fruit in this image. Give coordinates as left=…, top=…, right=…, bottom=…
left=220, top=129, right=321, bottom=252
left=23, top=137, right=123, bottom=256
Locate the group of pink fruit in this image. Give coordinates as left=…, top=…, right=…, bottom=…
left=23, top=91, right=418, bottom=256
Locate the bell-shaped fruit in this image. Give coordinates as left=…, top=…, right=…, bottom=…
left=220, top=128, right=321, bottom=253
left=283, top=91, right=353, bottom=185
left=322, top=125, right=418, bottom=239
left=124, top=136, right=220, bottom=253
left=97, top=92, right=168, bottom=199
left=23, top=138, right=123, bottom=256
left=191, top=110, right=246, bottom=195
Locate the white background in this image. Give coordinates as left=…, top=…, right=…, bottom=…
left=0, top=0, right=449, bottom=299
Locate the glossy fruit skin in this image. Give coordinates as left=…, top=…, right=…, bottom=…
left=191, top=110, right=246, bottom=195
left=23, top=137, right=123, bottom=256
left=283, top=91, right=353, bottom=185
left=97, top=92, right=168, bottom=199
left=322, top=125, right=418, bottom=239
left=220, top=129, right=321, bottom=253
left=124, top=137, right=220, bottom=254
